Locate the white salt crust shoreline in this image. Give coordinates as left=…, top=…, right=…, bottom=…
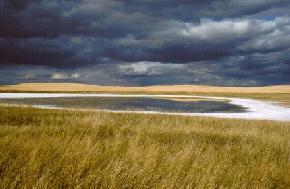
left=0, top=93, right=290, bottom=122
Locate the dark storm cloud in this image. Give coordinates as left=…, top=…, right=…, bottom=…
left=0, top=0, right=290, bottom=85
left=119, top=0, right=290, bottom=22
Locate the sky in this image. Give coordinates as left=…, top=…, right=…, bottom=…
left=1, top=0, right=290, bottom=86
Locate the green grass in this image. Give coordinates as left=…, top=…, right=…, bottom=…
left=0, top=106, right=290, bottom=188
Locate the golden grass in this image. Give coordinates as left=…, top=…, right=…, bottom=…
left=1, top=82, right=290, bottom=93
left=0, top=106, right=290, bottom=188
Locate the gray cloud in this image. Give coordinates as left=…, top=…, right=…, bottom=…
left=118, top=62, right=186, bottom=76
left=0, top=0, right=290, bottom=86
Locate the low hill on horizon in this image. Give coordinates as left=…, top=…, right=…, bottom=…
left=1, top=83, right=290, bottom=93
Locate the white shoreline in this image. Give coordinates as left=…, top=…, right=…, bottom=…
left=0, top=93, right=290, bottom=121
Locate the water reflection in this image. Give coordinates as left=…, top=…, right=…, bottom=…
left=0, top=97, right=246, bottom=113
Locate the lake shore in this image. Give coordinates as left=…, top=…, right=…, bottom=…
left=1, top=93, right=289, bottom=121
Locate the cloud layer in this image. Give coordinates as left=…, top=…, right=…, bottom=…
left=1, top=0, right=290, bottom=86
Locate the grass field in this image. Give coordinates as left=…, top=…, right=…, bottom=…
left=1, top=83, right=290, bottom=93
left=0, top=106, right=290, bottom=188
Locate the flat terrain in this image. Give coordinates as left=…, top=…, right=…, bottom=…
left=1, top=84, right=290, bottom=188
left=1, top=83, right=290, bottom=93
left=0, top=106, right=290, bottom=188
left=2, top=83, right=290, bottom=106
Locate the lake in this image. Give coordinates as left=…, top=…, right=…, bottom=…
left=0, top=96, right=246, bottom=113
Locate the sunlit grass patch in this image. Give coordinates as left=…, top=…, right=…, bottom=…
left=0, top=106, right=289, bottom=188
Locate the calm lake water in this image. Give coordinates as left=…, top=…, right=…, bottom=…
left=0, top=97, right=246, bottom=113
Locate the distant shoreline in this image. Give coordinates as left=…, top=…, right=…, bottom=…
left=1, top=83, right=290, bottom=93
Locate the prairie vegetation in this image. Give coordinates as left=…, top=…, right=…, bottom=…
left=1, top=83, right=290, bottom=93
left=0, top=106, right=290, bottom=188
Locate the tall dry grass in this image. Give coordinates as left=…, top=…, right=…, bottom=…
left=0, top=106, right=290, bottom=188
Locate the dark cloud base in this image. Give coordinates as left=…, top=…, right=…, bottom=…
left=0, top=0, right=290, bottom=86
